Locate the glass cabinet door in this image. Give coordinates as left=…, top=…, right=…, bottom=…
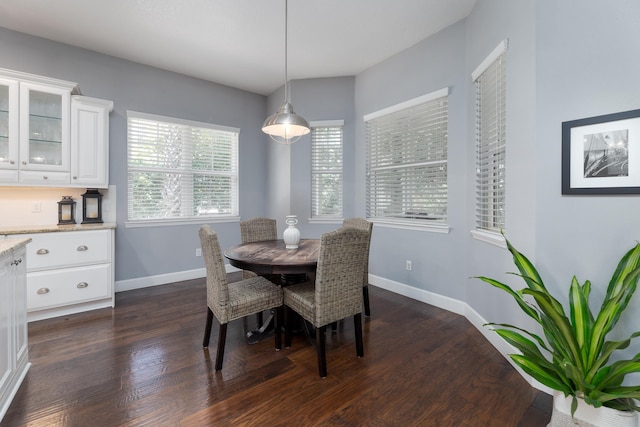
left=0, top=78, right=18, bottom=170
left=20, top=83, right=70, bottom=171
left=27, top=90, right=62, bottom=166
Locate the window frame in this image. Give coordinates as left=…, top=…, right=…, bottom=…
left=364, top=87, right=450, bottom=233
left=125, top=110, right=240, bottom=228
left=310, top=120, right=344, bottom=221
left=470, top=41, right=507, bottom=247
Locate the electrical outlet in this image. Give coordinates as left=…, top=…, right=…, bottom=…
left=196, top=248, right=202, bottom=257
left=406, top=260, right=412, bottom=271
left=31, top=201, right=41, bottom=213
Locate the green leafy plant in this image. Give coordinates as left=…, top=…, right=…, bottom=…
left=475, top=236, right=640, bottom=415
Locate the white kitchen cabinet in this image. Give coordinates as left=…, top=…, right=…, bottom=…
left=71, top=96, right=113, bottom=188
left=0, top=68, right=112, bottom=188
left=15, top=228, right=115, bottom=321
left=0, top=240, right=30, bottom=423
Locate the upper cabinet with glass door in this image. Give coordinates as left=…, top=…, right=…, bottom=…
left=0, top=68, right=79, bottom=186
left=0, top=76, right=19, bottom=182
left=19, top=81, right=76, bottom=186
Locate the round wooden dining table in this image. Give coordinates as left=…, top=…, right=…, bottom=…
left=224, top=239, right=319, bottom=285
left=224, top=239, right=320, bottom=343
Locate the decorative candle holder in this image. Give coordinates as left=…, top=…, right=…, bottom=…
left=283, top=215, right=301, bottom=249
left=81, top=189, right=103, bottom=224
left=57, top=196, right=76, bottom=225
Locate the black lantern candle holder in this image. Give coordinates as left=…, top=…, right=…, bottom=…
left=81, top=189, right=103, bottom=224
left=57, top=196, right=76, bottom=225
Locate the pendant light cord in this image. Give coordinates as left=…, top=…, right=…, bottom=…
left=284, top=0, right=289, bottom=104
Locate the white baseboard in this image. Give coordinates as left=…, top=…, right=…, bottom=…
left=368, top=274, right=467, bottom=316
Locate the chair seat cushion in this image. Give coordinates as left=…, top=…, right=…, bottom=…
left=283, top=282, right=316, bottom=325
left=224, top=276, right=283, bottom=322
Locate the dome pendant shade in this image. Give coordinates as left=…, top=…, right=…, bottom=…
left=262, top=102, right=310, bottom=144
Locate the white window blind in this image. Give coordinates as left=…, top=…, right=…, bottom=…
left=474, top=44, right=506, bottom=233
left=311, top=120, right=343, bottom=218
left=127, top=111, right=239, bottom=222
left=365, top=88, right=448, bottom=226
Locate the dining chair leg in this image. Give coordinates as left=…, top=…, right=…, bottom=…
left=363, top=286, right=371, bottom=317
left=256, top=311, right=263, bottom=328
left=316, top=325, right=327, bottom=378
left=203, top=307, right=214, bottom=347
left=215, top=323, right=228, bottom=371
left=354, top=313, right=364, bottom=358
left=284, top=306, right=292, bottom=348
left=274, top=306, right=282, bottom=351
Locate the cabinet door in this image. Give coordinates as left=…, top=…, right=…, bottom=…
left=71, top=96, right=113, bottom=188
left=0, top=77, right=19, bottom=184
left=0, top=254, right=12, bottom=399
left=19, top=82, right=70, bottom=173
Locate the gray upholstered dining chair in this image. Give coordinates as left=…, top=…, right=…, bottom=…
left=240, top=217, right=278, bottom=325
left=283, top=227, right=370, bottom=378
left=342, top=217, right=373, bottom=316
left=199, top=225, right=283, bottom=371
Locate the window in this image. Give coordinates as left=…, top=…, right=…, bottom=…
left=127, top=111, right=239, bottom=224
left=473, top=41, right=507, bottom=236
left=311, top=120, right=343, bottom=219
left=364, top=88, right=449, bottom=230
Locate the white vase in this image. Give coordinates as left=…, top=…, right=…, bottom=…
left=548, top=391, right=638, bottom=427
left=283, top=215, right=301, bottom=249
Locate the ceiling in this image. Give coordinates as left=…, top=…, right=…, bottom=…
left=0, top=0, right=476, bottom=96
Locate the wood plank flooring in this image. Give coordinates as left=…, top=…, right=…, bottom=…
left=3, top=275, right=552, bottom=426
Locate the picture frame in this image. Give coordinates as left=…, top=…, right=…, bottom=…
left=562, top=108, right=640, bottom=195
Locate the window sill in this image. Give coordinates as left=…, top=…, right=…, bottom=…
left=371, top=219, right=450, bottom=233
left=125, top=216, right=240, bottom=228
left=470, top=229, right=506, bottom=248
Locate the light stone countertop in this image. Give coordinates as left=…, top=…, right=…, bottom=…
left=0, top=222, right=116, bottom=236
left=0, top=238, right=31, bottom=258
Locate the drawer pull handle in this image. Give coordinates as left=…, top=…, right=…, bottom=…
left=36, top=248, right=50, bottom=255
left=77, top=245, right=88, bottom=252
left=37, top=287, right=50, bottom=295
left=77, top=282, right=89, bottom=289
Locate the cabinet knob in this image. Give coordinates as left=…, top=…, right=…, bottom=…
left=9, top=160, right=15, bottom=165
left=43, top=176, right=48, bottom=180
left=36, top=248, right=50, bottom=255
left=77, top=282, right=89, bottom=289
left=77, top=245, right=88, bottom=251
left=73, top=176, right=77, bottom=180
left=22, top=161, right=26, bottom=165
left=37, top=287, right=50, bottom=295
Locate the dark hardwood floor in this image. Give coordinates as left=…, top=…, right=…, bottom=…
left=3, top=274, right=552, bottom=426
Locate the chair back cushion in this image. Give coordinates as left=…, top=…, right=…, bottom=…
left=314, top=227, right=370, bottom=326
left=342, top=218, right=373, bottom=286
left=199, top=225, right=230, bottom=320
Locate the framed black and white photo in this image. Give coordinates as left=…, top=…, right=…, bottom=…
left=562, top=108, right=640, bottom=194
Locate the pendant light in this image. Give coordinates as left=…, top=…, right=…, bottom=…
left=262, top=0, right=310, bottom=144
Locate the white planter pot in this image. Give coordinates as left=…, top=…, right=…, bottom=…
left=548, top=391, right=638, bottom=427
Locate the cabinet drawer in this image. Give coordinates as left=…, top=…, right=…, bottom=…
left=19, top=170, right=70, bottom=185
left=27, top=263, right=111, bottom=311
left=21, top=230, right=111, bottom=271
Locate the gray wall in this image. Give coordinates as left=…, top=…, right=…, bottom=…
left=535, top=0, right=640, bottom=351
left=266, top=76, right=356, bottom=238
left=354, top=20, right=469, bottom=300
left=0, top=27, right=269, bottom=282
